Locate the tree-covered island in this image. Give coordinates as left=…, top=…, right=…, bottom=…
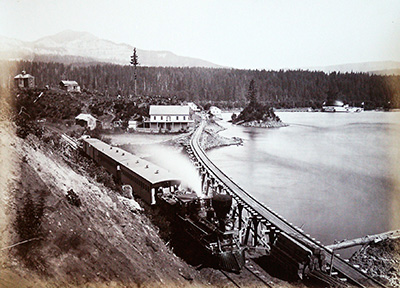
left=231, top=80, right=287, bottom=128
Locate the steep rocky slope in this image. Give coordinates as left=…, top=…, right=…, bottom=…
left=0, top=122, right=207, bottom=287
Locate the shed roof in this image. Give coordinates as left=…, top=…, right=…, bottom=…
left=84, top=138, right=181, bottom=186
left=75, top=113, right=97, bottom=121
left=149, top=105, right=190, bottom=116
left=60, top=80, right=79, bottom=86
left=14, top=73, right=34, bottom=79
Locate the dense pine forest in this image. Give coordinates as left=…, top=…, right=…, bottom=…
left=2, top=61, right=400, bottom=109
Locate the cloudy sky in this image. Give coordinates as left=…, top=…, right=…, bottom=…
left=1, top=0, right=399, bottom=70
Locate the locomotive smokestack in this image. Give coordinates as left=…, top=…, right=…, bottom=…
left=212, top=194, right=232, bottom=231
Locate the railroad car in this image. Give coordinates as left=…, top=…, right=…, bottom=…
left=82, top=138, right=246, bottom=272
left=270, top=231, right=327, bottom=279
left=82, top=138, right=181, bottom=204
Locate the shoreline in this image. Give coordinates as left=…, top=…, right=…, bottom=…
left=105, top=117, right=287, bottom=153
left=197, top=117, right=287, bottom=151
left=239, top=120, right=288, bottom=128
left=198, top=120, right=243, bottom=151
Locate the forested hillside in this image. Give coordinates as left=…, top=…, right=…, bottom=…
left=2, top=61, right=400, bottom=109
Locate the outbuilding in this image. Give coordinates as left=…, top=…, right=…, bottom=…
left=128, top=119, right=138, bottom=131
left=187, top=102, right=200, bottom=112
left=60, top=80, right=81, bottom=93
left=14, top=71, right=35, bottom=88
left=75, top=113, right=97, bottom=130
left=209, top=106, right=222, bottom=119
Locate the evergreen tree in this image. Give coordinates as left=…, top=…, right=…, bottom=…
left=130, top=48, right=139, bottom=96
left=247, top=79, right=257, bottom=106
left=5, top=60, right=400, bottom=110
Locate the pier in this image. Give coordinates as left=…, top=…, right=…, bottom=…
left=186, top=121, right=386, bottom=287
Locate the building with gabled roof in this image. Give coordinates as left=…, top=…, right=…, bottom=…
left=187, top=102, right=200, bottom=112
left=75, top=113, right=97, bottom=130
left=209, top=106, right=222, bottom=119
left=60, top=80, right=81, bottom=92
left=14, top=71, right=35, bottom=88
left=143, top=105, right=194, bottom=132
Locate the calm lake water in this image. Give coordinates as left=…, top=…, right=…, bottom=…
left=207, top=111, right=400, bottom=255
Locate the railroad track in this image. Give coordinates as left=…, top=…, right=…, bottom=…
left=244, top=265, right=275, bottom=287
left=189, top=121, right=386, bottom=288
left=61, top=133, right=79, bottom=149
left=219, top=263, right=275, bottom=288
left=44, top=125, right=79, bottom=150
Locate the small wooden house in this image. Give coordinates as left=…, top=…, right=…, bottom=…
left=14, top=71, right=35, bottom=88
left=187, top=102, right=200, bottom=112
left=75, top=113, right=97, bottom=130
left=60, top=80, right=81, bottom=93
left=209, top=106, right=222, bottom=119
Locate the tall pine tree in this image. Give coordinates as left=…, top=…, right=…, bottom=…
left=130, top=48, right=139, bottom=96
left=247, top=79, right=257, bottom=106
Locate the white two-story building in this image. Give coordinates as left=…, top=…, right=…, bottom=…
left=209, top=106, right=222, bottom=119
left=143, top=105, right=194, bottom=132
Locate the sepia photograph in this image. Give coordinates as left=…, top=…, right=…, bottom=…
left=0, top=0, right=400, bottom=287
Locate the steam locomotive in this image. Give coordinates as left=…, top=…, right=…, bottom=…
left=158, top=191, right=246, bottom=272
left=81, top=137, right=245, bottom=272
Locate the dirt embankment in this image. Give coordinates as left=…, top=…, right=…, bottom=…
left=350, top=238, right=400, bottom=287
left=0, top=122, right=207, bottom=287
left=198, top=120, right=242, bottom=151
left=161, top=120, right=242, bottom=152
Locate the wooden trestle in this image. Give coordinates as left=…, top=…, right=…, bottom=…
left=186, top=121, right=386, bottom=288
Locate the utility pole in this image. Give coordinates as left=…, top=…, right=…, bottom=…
left=130, top=48, right=139, bottom=97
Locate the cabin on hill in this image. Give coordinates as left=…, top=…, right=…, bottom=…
left=14, top=71, right=35, bottom=88
left=142, top=105, right=194, bottom=133
left=75, top=113, right=97, bottom=130
left=60, top=80, right=81, bottom=93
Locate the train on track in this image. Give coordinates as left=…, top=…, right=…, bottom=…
left=81, top=137, right=245, bottom=272
left=158, top=191, right=245, bottom=272
left=270, top=230, right=328, bottom=280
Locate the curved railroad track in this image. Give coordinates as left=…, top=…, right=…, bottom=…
left=189, top=120, right=386, bottom=288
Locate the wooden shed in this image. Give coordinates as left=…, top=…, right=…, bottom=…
left=14, top=71, right=35, bottom=88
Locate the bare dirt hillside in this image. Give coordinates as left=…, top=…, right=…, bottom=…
left=0, top=121, right=207, bottom=287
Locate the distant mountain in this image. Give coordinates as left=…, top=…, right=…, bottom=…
left=0, top=30, right=223, bottom=68
left=304, top=61, right=400, bottom=75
